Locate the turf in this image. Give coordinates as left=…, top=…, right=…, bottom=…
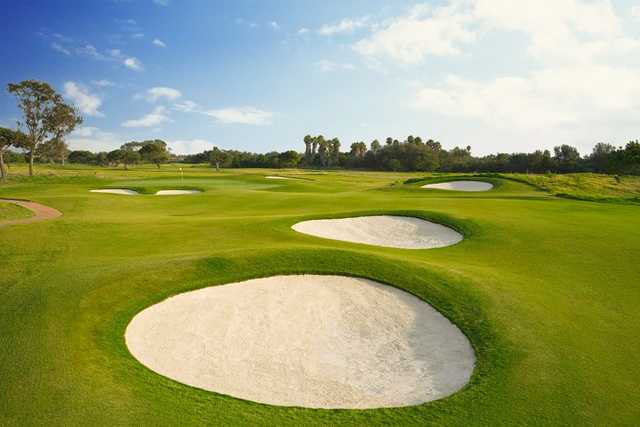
left=0, top=201, right=33, bottom=221
left=1, top=165, right=639, bottom=426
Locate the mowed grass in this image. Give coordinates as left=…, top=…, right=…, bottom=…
left=0, top=201, right=33, bottom=221
left=1, top=164, right=639, bottom=426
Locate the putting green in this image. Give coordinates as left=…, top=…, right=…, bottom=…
left=0, top=165, right=639, bottom=426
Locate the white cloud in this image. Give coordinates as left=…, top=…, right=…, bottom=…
left=153, top=0, right=169, bottom=6
left=315, top=59, right=355, bottom=72
left=414, top=65, right=640, bottom=130
left=633, top=5, right=640, bottom=19
left=173, top=101, right=272, bottom=125
left=269, top=21, right=280, bottom=30
left=122, top=106, right=170, bottom=128
left=92, top=79, right=115, bottom=87
left=152, top=38, right=166, bottom=47
left=76, top=44, right=105, bottom=59
left=318, top=17, right=368, bottom=36
left=169, top=138, right=215, bottom=154
left=123, top=57, right=143, bottom=71
left=64, top=82, right=104, bottom=117
left=473, top=0, right=634, bottom=65
left=145, top=87, right=182, bottom=102
left=353, top=3, right=475, bottom=64
left=355, top=1, right=638, bottom=66
left=204, top=107, right=273, bottom=125
left=298, top=27, right=310, bottom=35
left=67, top=126, right=121, bottom=152
left=173, top=100, right=200, bottom=112
left=131, top=33, right=145, bottom=39
left=51, top=42, right=71, bottom=55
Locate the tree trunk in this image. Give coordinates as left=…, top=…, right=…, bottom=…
left=124, top=162, right=128, bottom=170
left=156, top=163, right=160, bottom=169
left=0, top=150, right=5, bottom=182
left=216, top=161, right=220, bottom=171
left=29, top=150, right=34, bottom=177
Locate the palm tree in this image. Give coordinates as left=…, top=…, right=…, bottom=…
left=303, top=134, right=312, bottom=156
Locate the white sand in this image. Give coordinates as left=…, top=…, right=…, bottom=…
left=292, top=215, right=462, bottom=249
left=90, top=189, right=138, bottom=195
left=265, top=176, right=290, bottom=180
left=421, top=181, right=493, bottom=192
left=155, top=190, right=201, bottom=195
left=125, top=275, right=474, bottom=409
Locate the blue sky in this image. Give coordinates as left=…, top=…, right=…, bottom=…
left=2, top=0, right=640, bottom=155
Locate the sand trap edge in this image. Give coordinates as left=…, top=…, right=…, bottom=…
left=291, top=215, right=464, bottom=249
left=421, top=180, right=494, bottom=192
left=124, top=274, right=476, bottom=409
left=90, top=189, right=139, bottom=195
left=155, top=190, right=202, bottom=195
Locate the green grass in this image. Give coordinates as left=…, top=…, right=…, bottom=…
left=504, top=172, right=640, bottom=203
left=1, top=165, right=639, bottom=426
left=0, top=201, right=33, bottom=221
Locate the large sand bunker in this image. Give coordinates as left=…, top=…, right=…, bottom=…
left=155, top=190, right=201, bottom=195
left=265, top=175, right=290, bottom=180
left=125, top=275, right=475, bottom=409
left=0, top=198, right=62, bottom=228
left=90, top=189, right=139, bottom=195
left=422, top=181, right=493, bottom=192
left=292, top=215, right=462, bottom=249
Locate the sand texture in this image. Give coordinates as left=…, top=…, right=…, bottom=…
left=292, top=215, right=462, bottom=249
left=421, top=181, right=493, bottom=192
left=125, top=275, right=475, bottom=409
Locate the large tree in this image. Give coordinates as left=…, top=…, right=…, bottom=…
left=121, top=149, right=141, bottom=170
left=7, top=80, right=82, bottom=176
left=0, top=127, right=24, bottom=182
left=209, top=147, right=228, bottom=171
left=139, top=140, right=170, bottom=168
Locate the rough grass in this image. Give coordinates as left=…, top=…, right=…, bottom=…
left=1, top=165, right=639, bottom=426
left=0, top=201, right=33, bottom=221
left=505, top=172, right=640, bottom=202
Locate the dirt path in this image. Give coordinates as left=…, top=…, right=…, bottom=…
left=0, top=198, right=62, bottom=228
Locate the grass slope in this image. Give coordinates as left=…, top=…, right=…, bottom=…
left=0, top=201, right=33, bottom=221
left=1, top=165, right=639, bottom=426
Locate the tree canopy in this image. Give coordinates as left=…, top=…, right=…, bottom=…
left=7, top=80, right=82, bottom=176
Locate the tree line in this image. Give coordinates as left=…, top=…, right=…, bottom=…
left=183, top=135, right=640, bottom=175
left=3, top=80, right=639, bottom=179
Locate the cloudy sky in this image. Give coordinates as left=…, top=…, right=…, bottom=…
left=1, top=0, right=640, bottom=155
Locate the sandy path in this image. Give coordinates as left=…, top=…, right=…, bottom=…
left=292, top=215, right=463, bottom=249
left=422, top=181, right=493, bottom=192
left=0, top=198, right=62, bottom=228
left=125, top=275, right=475, bottom=409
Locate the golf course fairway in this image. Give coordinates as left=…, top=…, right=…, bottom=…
left=1, top=165, right=639, bottom=426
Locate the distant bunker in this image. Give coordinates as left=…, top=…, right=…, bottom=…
left=155, top=190, right=201, bottom=195
left=125, top=275, right=475, bottom=409
left=292, top=215, right=463, bottom=249
left=90, top=189, right=139, bottom=195
left=421, top=181, right=493, bottom=192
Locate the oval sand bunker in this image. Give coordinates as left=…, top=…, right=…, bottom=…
left=90, top=189, right=138, bottom=195
left=155, top=190, right=201, bottom=195
left=125, top=275, right=475, bottom=408
left=292, top=215, right=462, bottom=249
left=422, top=181, right=493, bottom=192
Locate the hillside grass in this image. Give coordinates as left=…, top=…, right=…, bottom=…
left=504, top=172, right=640, bottom=202
left=1, top=165, right=639, bottom=426
left=0, top=201, right=33, bottom=220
